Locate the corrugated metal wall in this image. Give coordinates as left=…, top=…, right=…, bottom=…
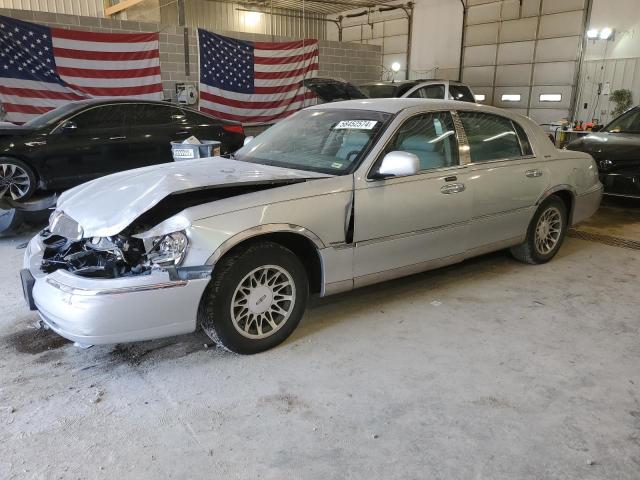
left=0, top=0, right=104, bottom=17
left=575, top=58, right=640, bottom=125
left=462, top=0, right=589, bottom=125
left=161, top=0, right=327, bottom=39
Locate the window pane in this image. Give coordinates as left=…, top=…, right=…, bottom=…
left=449, top=85, right=475, bottom=102
left=134, top=104, right=186, bottom=126
left=606, top=107, right=640, bottom=133
left=383, top=112, right=458, bottom=171
left=421, top=85, right=445, bottom=99
left=73, top=105, right=126, bottom=131
left=459, top=112, right=523, bottom=162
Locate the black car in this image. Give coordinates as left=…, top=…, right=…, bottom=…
left=0, top=99, right=245, bottom=202
left=567, top=106, right=640, bottom=198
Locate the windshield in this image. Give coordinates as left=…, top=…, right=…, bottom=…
left=605, top=107, right=640, bottom=133
left=233, top=109, right=391, bottom=174
left=358, top=84, right=400, bottom=98
left=24, top=102, right=85, bottom=129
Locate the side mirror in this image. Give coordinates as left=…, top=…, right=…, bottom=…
left=61, top=121, right=77, bottom=133
left=373, top=151, right=419, bottom=179
left=243, top=136, right=254, bottom=146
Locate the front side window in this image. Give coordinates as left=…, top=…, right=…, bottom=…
left=379, top=112, right=458, bottom=171
left=605, top=107, right=640, bottom=133
left=458, top=111, right=526, bottom=162
left=233, top=109, right=391, bottom=175
left=71, top=105, right=127, bottom=132
left=409, top=85, right=445, bottom=99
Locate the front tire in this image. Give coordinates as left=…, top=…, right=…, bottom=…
left=510, top=195, right=567, bottom=264
left=198, top=241, right=309, bottom=354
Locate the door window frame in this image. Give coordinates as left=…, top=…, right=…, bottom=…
left=454, top=110, right=537, bottom=165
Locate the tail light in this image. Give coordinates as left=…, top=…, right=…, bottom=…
left=223, top=124, right=244, bottom=135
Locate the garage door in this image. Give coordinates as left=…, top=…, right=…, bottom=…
left=461, top=0, right=589, bottom=125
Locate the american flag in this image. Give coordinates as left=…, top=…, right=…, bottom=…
left=0, top=15, right=162, bottom=124
left=198, top=29, right=318, bottom=124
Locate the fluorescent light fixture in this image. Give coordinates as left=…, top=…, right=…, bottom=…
left=587, top=28, right=599, bottom=39
left=474, top=94, right=486, bottom=102
left=391, top=62, right=401, bottom=72
left=483, top=131, right=516, bottom=142
left=600, top=27, right=613, bottom=40
left=244, top=11, right=263, bottom=26
left=428, top=131, right=455, bottom=144
left=501, top=94, right=521, bottom=102
left=540, top=93, right=562, bottom=102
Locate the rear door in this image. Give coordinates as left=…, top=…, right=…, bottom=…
left=128, top=103, right=192, bottom=167
left=457, top=110, right=550, bottom=251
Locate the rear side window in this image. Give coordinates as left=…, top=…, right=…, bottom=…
left=134, top=104, right=187, bottom=126
left=409, top=84, right=445, bottom=99
left=449, top=85, right=475, bottom=102
left=458, top=111, right=525, bottom=162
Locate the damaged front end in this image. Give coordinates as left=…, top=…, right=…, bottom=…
left=39, top=230, right=187, bottom=279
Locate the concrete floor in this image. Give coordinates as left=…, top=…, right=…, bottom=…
left=1, top=200, right=639, bottom=479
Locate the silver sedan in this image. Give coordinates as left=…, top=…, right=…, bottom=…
left=21, top=99, right=602, bottom=354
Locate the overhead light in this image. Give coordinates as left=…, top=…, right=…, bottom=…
left=587, top=28, right=599, bottom=39
left=244, top=11, right=263, bottom=26
left=501, top=94, right=521, bottom=102
left=600, top=27, right=613, bottom=40
left=391, top=62, right=401, bottom=72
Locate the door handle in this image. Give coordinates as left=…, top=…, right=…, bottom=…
left=525, top=169, right=543, bottom=178
left=440, top=183, right=466, bottom=194
left=109, top=136, right=127, bottom=141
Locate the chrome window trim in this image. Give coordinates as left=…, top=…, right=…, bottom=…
left=365, top=109, right=463, bottom=181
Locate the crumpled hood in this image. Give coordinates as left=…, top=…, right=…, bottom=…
left=56, top=157, right=329, bottom=238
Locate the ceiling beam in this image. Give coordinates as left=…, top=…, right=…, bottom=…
left=104, top=0, right=146, bottom=17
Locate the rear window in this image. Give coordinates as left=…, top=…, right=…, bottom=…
left=449, top=85, right=475, bottom=102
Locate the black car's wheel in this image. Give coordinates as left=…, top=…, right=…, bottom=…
left=198, top=241, right=309, bottom=354
left=0, top=208, right=24, bottom=235
left=510, top=195, right=567, bottom=264
left=0, top=158, right=36, bottom=202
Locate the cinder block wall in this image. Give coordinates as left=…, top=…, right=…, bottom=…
left=0, top=8, right=382, bottom=104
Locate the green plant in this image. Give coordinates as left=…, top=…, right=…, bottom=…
left=610, top=89, right=633, bottom=117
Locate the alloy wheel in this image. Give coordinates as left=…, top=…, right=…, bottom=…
left=230, top=265, right=296, bottom=340
left=534, top=206, right=562, bottom=255
left=0, top=163, right=31, bottom=201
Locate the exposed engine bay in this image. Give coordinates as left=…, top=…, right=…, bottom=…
left=40, top=231, right=150, bottom=278
left=39, top=180, right=311, bottom=279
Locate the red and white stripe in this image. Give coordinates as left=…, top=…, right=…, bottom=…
left=3, top=28, right=162, bottom=124
left=200, top=39, right=319, bottom=125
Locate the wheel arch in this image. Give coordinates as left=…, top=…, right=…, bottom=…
left=536, top=185, right=576, bottom=224
left=206, top=224, right=325, bottom=295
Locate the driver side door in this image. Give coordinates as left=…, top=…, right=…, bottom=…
left=353, top=111, right=471, bottom=286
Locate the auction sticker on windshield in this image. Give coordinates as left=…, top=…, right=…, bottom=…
left=334, top=120, right=378, bottom=130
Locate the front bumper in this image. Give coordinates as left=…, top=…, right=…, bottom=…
left=599, top=171, right=640, bottom=198
left=22, top=235, right=210, bottom=345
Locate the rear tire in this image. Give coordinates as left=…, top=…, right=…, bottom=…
left=198, top=241, right=309, bottom=354
left=0, top=158, right=36, bottom=202
left=510, top=195, right=567, bottom=264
